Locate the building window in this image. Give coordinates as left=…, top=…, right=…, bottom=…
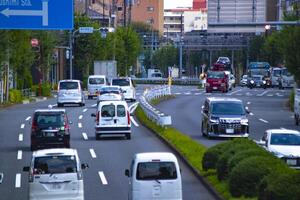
left=147, top=6, right=154, bottom=12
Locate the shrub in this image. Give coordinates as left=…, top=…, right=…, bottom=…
left=9, top=89, right=23, bottom=103
left=258, top=170, right=300, bottom=200
left=41, top=82, right=51, bottom=97
left=216, top=139, right=259, bottom=180
left=229, top=156, right=288, bottom=198
left=289, top=89, right=295, bottom=111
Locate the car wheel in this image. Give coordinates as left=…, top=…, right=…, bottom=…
left=295, top=115, right=299, bottom=126
left=201, top=121, right=206, bottom=136
left=126, top=134, right=131, bottom=140
left=95, top=134, right=100, bottom=140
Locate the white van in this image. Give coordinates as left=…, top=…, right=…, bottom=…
left=23, top=148, right=88, bottom=200
left=87, top=75, right=108, bottom=99
left=57, top=80, right=85, bottom=107
left=91, top=100, right=131, bottom=140
left=111, top=77, right=136, bottom=102
left=125, top=152, right=182, bottom=200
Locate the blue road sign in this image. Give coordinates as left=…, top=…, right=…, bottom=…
left=0, top=0, right=73, bottom=30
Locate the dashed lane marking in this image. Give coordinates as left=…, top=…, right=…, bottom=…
left=25, top=116, right=31, bottom=121
left=250, top=113, right=254, bottom=116
left=267, top=94, right=273, bottom=97
left=257, top=91, right=268, bottom=97
left=194, top=93, right=202, bottom=95
left=18, top=134, right=23, bottom=142
left=226, top=89, right=242, bottom=96
left=15, top=174, right=21, bottom=188
left=17, top=150, right=22, bottom=160
left=175, top=93, right=181, bottom=95
left=259, top=118, right=269, bottom=123
left=82, top=133, right=88, bottom=140
left=92, top=104, right=97, bottom=107
left=236, top=93, right=243, bottom=96
left=79, top=115, right=83, bottom=120
left=131, top=117, right=139, bottom=127
left=98, top=171, right=108, bottom=185
left=89, top=149, right=97, bottom=158
left=247, top=102, right=251, bottom=105
left=83, top=109, right=88, bottom=113
left=78, top=123, right=82, bottom=128
left=184, top=92, right=191, bottom=95
left=20, top=124, right=25, bottom=129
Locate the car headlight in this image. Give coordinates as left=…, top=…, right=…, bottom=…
left=241, top=119, right=248, bottom=125
left=250, top=80, right=254, bottom=84
left=263, top=80, right=266, bottom=84
left=271, top=150, right=285, bottom=158
left=209, top=118, right=219, bottom=124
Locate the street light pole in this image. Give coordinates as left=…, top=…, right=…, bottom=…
left=69, top=30, right=73, bottom=79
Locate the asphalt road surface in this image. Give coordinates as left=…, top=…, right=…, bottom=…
left=0, top=85, right=217, bottom=200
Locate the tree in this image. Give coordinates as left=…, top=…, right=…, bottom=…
left=152, top=45, right=178, bottom=75
left=249, top=35, right=267, bottom=62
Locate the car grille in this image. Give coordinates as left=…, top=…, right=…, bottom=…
left=212, top=123, right=248, bottom=134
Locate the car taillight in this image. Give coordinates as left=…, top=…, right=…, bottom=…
left=31, top=120, right=37, bottom=133
left=127, top=111, right=131, bottom=125
left=96, top=111, right=100, bottom=125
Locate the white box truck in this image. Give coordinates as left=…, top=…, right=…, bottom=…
left=93, top=60, right=117, bottom=80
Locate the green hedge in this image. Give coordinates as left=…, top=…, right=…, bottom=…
left=9, top=89, right=23, bottom=103
left=32, top=82, right=51, bottom=97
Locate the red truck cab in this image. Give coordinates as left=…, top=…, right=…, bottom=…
left=206, top=70, right=229, bottom=93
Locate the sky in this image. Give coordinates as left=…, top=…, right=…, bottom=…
left=164, top=0, right=193, bottom=9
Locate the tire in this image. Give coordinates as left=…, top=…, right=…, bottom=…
left=201, top=121, right=206, bottom=137
left=95, top=134, right=100, bottom=140
left=295, top=115, right=299, bottom=126
left=126, top=134, right=131, bottom=140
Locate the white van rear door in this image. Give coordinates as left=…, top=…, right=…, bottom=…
left=116, top=104, right=128, bottom=126
left=100, top=104, right=116, bottom=127
left=30, top=155, right=82, bottom=199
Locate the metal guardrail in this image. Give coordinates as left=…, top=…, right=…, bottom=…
left=132, top=78, right=203, bottom=85
left=139, top=85, right=172, bottom=126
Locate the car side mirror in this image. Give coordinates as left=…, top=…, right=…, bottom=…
left=91, top=113, right=96, bottom=117
left=125, top=169, right=130, bottom=177
left=81, top=163, right=89, bottom=170
left=23, top=166, right=30, bottom=172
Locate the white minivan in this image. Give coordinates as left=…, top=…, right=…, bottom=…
left=111, top=77, right=136, bottom=102
left=87, top=75, right=108, bottom=99
left=125, top=152, right=182, bottom=200
left=57, top=80, right=85, bottom=107
left=91, top=100, right=131, bottom=140
left=23, top=148, right=88, bottom=200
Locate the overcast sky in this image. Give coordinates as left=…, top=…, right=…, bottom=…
left=164, top=0, right=193, bottom=9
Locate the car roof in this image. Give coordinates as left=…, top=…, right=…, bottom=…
left=98, top=100, right=127, bottom=105
left=134, top=152, right=177, bottom=162
left=34, top=109, right=66, bottom=113
left=206, top=97, right=242, bottom=103
left=266, top=129, right=300, bottom=134
left=88, top=75, right=106, bottom=78
left=101, top=85, right=120, bottom=89
left=33, top=148, right=78, bottom=157
left=59, top=79, right=81, bottom=83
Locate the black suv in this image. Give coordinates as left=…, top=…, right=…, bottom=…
left=30, top=109, right=71, bottom=151
left=201, top=97, right=249, bottom=138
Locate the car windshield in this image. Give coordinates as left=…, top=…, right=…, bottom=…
left=89, top=78, right=105, bottom=85
left=270, top=133, right=300, bottom=145
left=112, top=79, right=130, bottom=86
left=272, top=70, right=281, bottom=77
left=59, top=82, right=79, bottom=90
left=136, top=162, right=177, bottom=180
left=211, top=102, right=245, bottom=115
left=35, top=112, right=64, bottom=127
left=207, top=71, right=224, bottom=79
left=33, top=155, right=77, bottom=174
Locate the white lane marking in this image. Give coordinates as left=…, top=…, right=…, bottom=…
left=78, top=123, right=82, bottom=128
left=83, top=108, right=88, bottom=113
left=205, top=93, right=211, bottom=95
left=79, top=115, right=83, bottom=120
left=92, top=104, right=97, bottom=107
left=257, top=91, right=268, bottom=96
left=226, top=89, right=242, bottom=96
left=184, top=92, right=191, bottom=95
left=236, top=93, right=243, bottom=96
left=89, top=149, right=97, bottom=158
left=25, top=116, right=31, bottom=121
left=15, top=174, right=21, bottom=188
left=98, top=171, right=108, bottom=185
left=82, top=133, right=88, bottom=140
left=247, top=102, right=251, bottom=105
left=194, top=93, right=202, bottom=95
left=20, top=124, right=25, bottom=129
left=280, top=127, right=287, bottom=130
left=259, top=118, right=269, bottom=123
left=246, top=92, right=252, bottom=96
left=267, top=94, right=273, bottom=97
left=250, top=112, right=254, bottom=116
left=276, top=93, right=283, bottom=97
left=175, top=93, right=181, bottom=95
left=131, top=117, right=139, bottom=127
left=18, top=134, right=23, bottom=142
left=17, top=150, right=22, bottom=160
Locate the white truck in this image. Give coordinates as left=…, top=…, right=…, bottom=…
left=93, top=60, right=117, bottom=80
left=148, top=69, right=162, bottom=79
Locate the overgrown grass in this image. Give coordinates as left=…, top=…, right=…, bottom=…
left=136, top=96, right=256, bottom=200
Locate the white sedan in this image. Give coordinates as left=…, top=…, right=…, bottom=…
left=258, top=129, right=300, bottom=169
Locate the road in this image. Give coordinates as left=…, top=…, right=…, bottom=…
left=156, top=86, right=298, bottom=147
left=0, top=85, right=216, bottom=200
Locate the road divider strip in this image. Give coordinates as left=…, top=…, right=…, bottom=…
left=17, top=150, right=22, bottom=160
left=98, top=171, right=108, bottom=185
left=89, top=149, right=97, bottom=158
left=15, top=174, right=21, bottom=188
left=82, top=133, right=88, bottom=140
left=259, top=118, right=269, bottom=123
left=18, top=134, right=23, bottom=142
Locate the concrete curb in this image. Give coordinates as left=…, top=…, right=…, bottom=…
left=136, top=112, right=224, bottom=200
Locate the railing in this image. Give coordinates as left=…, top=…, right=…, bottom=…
left=21, top=88, right=33, bottom=98
left=139, top=85, right=172, bottom=127
left=132, top=78, right=203, bottom=86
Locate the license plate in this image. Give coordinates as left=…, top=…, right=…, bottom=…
left=213, top=87, right=217, bottom=90
left=44, top=132, right=55, bottom=137
left=286, top=159, right=297, bottom=166
left=226, top=129, right=234, bottom=134
left=152, top=185, right=161, bottom=197
left=52, top=183, right=62, bottom=190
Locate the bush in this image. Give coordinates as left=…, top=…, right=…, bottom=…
left=229, top=156, right=288, bottom=198
left=289, top=89, right=295, bottom=111
left=216, top=140, right=259, bottom=180
left=258, top=171, right=300, bottom=200
left=9, top=89, right=23, bottom=103
left=32, top=83, right=51, bottom=97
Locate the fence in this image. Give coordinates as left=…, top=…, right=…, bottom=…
left=139, top=85, right=172, bottom=126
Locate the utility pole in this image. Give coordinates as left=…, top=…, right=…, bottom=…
left=123, top=0, right=127, bottom=26
left=69, top=30, right=73, bottom=79
left=6, top=48, right=9, bottom=102
left=128, top=0, right=132, bottom=25
left=179, top=13, right=183, bottom=78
